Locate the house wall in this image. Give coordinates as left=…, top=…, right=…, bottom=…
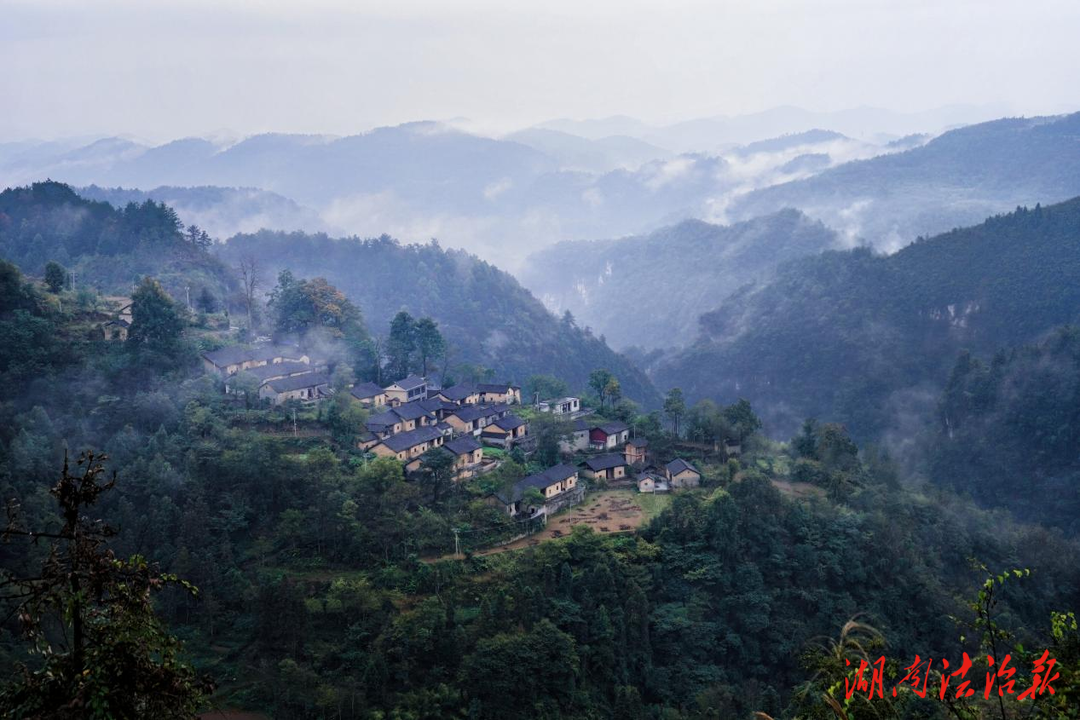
left=260, top=385, right=321, bottom=405
left=540, top=481, right=585, bottom=515
left=670, top=470, right=701, bottom=489
left=560, top=430, right=589, bottom=453
left=370, top=444, right=400, bottom=460
left=541, top=473, right=578, bottom=497
left=445, top=416, right=474, bottom=434
left=452, top=449, right=485, bottom=477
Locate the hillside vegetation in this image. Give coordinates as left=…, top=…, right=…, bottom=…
left=220, top=230, right=661, bottom=405
left=521, top=210, right=837, bottom=349
left=0, top=181, right=235, bottom=301
left=658, top=198, right=1080, bottom=438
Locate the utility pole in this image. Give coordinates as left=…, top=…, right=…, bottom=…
left=453, top=528, right=460, bottom=558
left=186, top=285, right=191, bottom=312
left=292, top=408, right=298, bottom=438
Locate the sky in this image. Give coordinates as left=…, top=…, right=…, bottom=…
left=2, top=0, right=1079, bottom=143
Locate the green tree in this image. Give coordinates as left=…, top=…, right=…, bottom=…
left=686, top=399, right=730, bottom=444
left=184, top=223, right=212, bottom=249
left=663, top=387, right=686, bottom=437
left=128, top=277, right=184, bottom=352
left=792, top=418, right=819, bottom=458
left=44, top=261, right=66, bottom=293
left=0, top=452, right=210, bottom=717
left=532, top=414, right=572, bottom=466
left=414, top=317, right=445, bottom=377
left=418, top=447, right=456, bottom=506
left=589, top=369, right=614, bottom=409
left=724, top=398, right=762, bottom=442
left=386, top=311, right=417, bottom=379
left=270, top=271, right=365, bottom=340
left=196, top=286, right=217, bottom=314
left=604, top=376, right=621, bottom=408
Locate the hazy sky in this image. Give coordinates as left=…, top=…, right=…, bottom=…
left=3, top=0, right=1078, bottom=142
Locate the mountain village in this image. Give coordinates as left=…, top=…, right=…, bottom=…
left=198, top=338, right=705, bottom=537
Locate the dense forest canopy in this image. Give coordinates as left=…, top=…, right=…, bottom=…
left=0, top=180, right=235, bottom=302
left=659, top=197, right=1080, bottom=439
left=925, top=326, right=1080, bottom=535
left=520, top=210, right=837, bottom=350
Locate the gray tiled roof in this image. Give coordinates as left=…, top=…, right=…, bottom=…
left=263, top=372, right=329, bottom=393
left=489, top=414, right=525, bottom=431
left=439, top=384, right=477, bottom=401
left=477, top=382, right=520, bottom=393
left=445, top=435, right=482, bottom=455
left=517, top=463, right=578, bottom=491
left=379, top=426, right=443, bottom=453
left=204, top=343, right=304, bottom=368
left=387, top=374, right=426, bottom=391
left=450, top=404, right=508, bottom=423
left=243, top=361, right=312, bottom=382
left=665, top=458, right=699, bottom=475
left=392, top=401, right=433, bottom=422
left=594, top=421, right=629, bottom=436
left=584, top=453, right=627, bottom=472
left=350, top=382, right=385, bottom=400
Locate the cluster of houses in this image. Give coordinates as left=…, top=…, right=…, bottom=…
left=201, top=343, right=332, bottom=404
left=353, top=377, right=527, bottom=477
left=200, top=342, right=528, bottom=480
left=201, top=341, right=705, bottom=525
left=490, top=428, right=702, bottom=519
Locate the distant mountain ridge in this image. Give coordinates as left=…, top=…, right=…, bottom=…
left=520, top=210, right=838, bottom=350
left=728, top=112, right=1080, bottom=248
left=0, top=120, right=895, bottom=269
left=537, top=103, right=1012, bottom=150
left=656, top=196, right=1080, bottom=438
left=9, top=110, right=1075, bottom=272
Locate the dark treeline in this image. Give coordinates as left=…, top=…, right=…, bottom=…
left=926, top=325, right=1080, bottom=534
left=0, top=181, right=234, bottom=302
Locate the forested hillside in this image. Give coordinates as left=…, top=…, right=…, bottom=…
left=78, top=184, right=329, bottom=240
left=925, top=326, right=1080, bottom=534
left=521, top=210, right=837, bottom=349
left=0, top=180, right=235, bottom=301
left=729, top=112, right=1080, bottom=247
left=0, top=258, right=1076, bottom=717
left=220, top=230, right=661, bottom=405
left=657, top=198, right=1080, bottom=438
